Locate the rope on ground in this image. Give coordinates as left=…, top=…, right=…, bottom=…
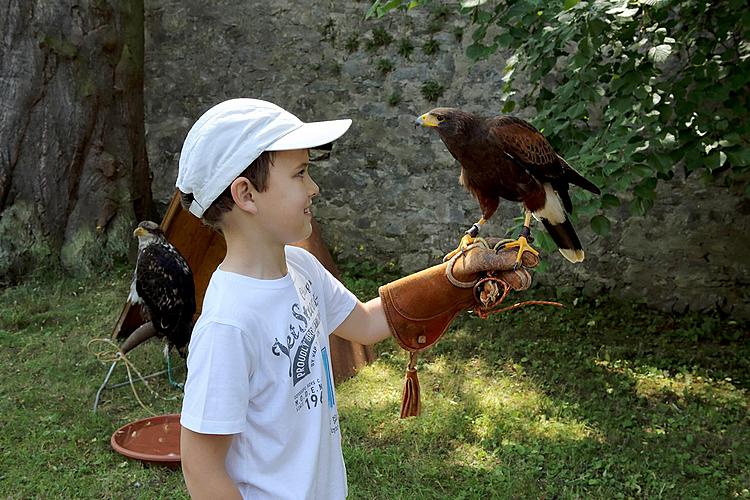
left=87, top=338, right=161, bottom=415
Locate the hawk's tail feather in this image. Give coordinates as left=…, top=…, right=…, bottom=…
left=540, top=218, right=585, bottom=263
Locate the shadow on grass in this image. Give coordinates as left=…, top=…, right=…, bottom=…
left=338, top=296, right=750, bottom=498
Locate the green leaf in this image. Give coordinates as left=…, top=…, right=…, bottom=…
left=705, top=150, right=727, bottom=171
left=648, top=44, right=672, bottom=63
left=466, top=42, right=497, bottom=61
left=684, top=155, right=703, bottom=175
left=564, top=0, right=581, bottom=10
left=656, top=170, right=675, bottom=181
left=478, top=9, right=496, bottom=23
left=631, top=164, right=653, bottom=177
left=366, top=0, right=403, bottom=18
left=603, top=162, right=622, bottom=175
left=577, top=36, right=592, bottom=56
left=634, top=178, right=658, bottom=200
left=502, top=100, right=516, bottom=113
left=656, top=104, right=673, bottom=124
left=472, top=25, right=488, bottom=43
left=576, top=198, right=600, bottom=217
left=494, top=32, right=514, bottom=47
left=590, top=215, right=611, bottom=236
left=600, top=194, right=620, bottom=209
left=607, top=6, right=639, bottom=18
left=611, top=97, right=635, bottom=113
left=726, top=148, right=750, bottom=167
left=587, top=18, right=608, bottom=36
left=631, top=152, right=648, bottom=162
left=630, top=197, right=654, bottom=215
left=641, top=0, right=670, bottom=7
left=719, top=133, right=741, bottom=148
left=566, top=101, right=586, bottom=119
left=653, top=153, right=673, bottom=173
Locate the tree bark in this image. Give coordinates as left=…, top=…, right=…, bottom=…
left=0, top=0, right=151, bottom=280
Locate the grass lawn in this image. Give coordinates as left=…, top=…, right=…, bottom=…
left=1, top=264, right=748, bottom=499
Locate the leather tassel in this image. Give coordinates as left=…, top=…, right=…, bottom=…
left=400, top=352, right=421, bottom=418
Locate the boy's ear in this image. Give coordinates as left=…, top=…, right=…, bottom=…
left=230, top=177, right=258, bottom=214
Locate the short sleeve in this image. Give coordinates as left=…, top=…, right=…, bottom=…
left=308, top=255, right=358, bottom=334
left=180, top=321, right=256, bottom=434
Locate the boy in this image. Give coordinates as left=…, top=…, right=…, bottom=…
left=176, top=98, right=536, bottom=499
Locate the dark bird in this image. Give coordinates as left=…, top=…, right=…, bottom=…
left=416, top=108, right=601, bottom=265
left=121, top=221, right=195, bottom=360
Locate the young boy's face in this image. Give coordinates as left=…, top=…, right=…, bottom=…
left=252, top=148, right=320, bottom=245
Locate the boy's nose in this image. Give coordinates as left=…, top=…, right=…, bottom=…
left=309, top=178, right=320, bottom=198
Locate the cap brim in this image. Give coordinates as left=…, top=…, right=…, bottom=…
left=266, top=119, right=352, bottom=151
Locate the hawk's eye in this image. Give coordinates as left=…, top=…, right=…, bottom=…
left=435, top=114, right=445, bottom=122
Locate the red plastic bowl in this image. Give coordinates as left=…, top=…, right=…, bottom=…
left=111, top=413, right=182, bottom=468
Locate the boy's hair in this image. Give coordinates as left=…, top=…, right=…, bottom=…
left=179, top=151, right=274, bottom=232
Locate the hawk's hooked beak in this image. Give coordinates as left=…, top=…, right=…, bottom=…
left=415, top=113, right=440, bottom=128
left=133, top=227, right=147, bottom=238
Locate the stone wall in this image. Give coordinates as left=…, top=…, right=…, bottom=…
left=143, top=0, right=750, bottom=318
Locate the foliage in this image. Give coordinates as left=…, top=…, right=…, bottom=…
left=422, top=37, right=440, bottom=55
left=387, top=90, right=403, bottom=106
left=421, top=79, right=445, bottom=102
left=397, top=38, right=415, bottom=58
left=366, top=26, right=395, bottom=51
left=367, top=0, right=750, bottom=236
left=376, top=57, right=395, bottom=74
left=345, top=33, right=360, bottom=53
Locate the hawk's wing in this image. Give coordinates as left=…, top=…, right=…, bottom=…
left=135, top=242, right=196, bottom=335
left=487, top=116, right=564, bottom=182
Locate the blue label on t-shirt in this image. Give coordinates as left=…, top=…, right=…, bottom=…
left=321, top=346, right=335, bottom=408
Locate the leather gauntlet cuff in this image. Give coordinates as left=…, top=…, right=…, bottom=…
left=378, top=261, right=475, bottom=354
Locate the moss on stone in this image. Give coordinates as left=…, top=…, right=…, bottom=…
left=40, top=35, right=79, bottom=59
left=60, top=215, right=133, bottom=277
left=0, top=202, right=55, bottom=283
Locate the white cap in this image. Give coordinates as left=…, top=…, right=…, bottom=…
left=176, top=98, right=352, bottom=217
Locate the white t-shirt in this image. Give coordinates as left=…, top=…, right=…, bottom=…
left=180, top=246, right=357, bottom=499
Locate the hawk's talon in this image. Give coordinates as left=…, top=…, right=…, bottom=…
left=500, top=234, right=539, bottom=268
left=443, top=233, right=476, bottom=262
left=445, top=219, right=487, bottom=262
left=493, top=239, right=516, bottom=253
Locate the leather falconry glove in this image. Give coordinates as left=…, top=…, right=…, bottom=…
left=379, top=239, right=544, bottom=418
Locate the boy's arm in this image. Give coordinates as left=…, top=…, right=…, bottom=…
left=181, top=428, right=242, bottom=499
left=332, top=297, right=391, bottom=346
left=332, top=242, right=538, bottom=348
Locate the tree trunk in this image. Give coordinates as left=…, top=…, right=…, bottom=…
left=0, top=0, right=151, bottom=280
